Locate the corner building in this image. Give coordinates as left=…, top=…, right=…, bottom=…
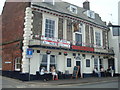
left=2, top=0, right=115, bottom=78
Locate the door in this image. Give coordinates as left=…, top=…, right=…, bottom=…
left=76, top=56, right=81, bottom=77
left=108, top=58, right=115, bottom=70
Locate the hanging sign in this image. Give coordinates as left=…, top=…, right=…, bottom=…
left=58, top=39, right=70, bottom=48
left=41, top=36, right=58, bottom=46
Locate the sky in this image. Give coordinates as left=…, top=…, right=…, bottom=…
left=0, top=0, right=120, bottom=25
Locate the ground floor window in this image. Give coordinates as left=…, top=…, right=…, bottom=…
left=99, top=58, right=103, bottom=69
left=94, top=58, right=98, bottom=70
left=15, top=57, right=21, bottom=71
left=67, top=58, right=71, bottom=67
left=86, top=59, right=90, bottom=67
left=94, top=58, right=103, bottom=71
left=40, top=54, right=56, bottom=72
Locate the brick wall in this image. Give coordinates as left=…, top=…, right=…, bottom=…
left=2, top=41, right=22, bottom=71
left=2, top=2, right=30, bottom=71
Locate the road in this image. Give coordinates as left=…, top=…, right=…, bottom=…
left=1, top=76, right=119, bottom=88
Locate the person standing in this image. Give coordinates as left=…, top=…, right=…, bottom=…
left=110, top=66, right=114, bottom=77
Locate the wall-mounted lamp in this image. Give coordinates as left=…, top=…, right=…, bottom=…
left=82, top=54, right=86, bottom=59
left=73, top=53, right=76, bottom=56
left=58, top=52, right=62, bottom=55
left=91, top=55, right=94, bottom=59
left=46, top=50, right=51, bottom=54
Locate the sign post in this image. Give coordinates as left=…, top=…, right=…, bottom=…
left=26, top=48, right=33, bottom=81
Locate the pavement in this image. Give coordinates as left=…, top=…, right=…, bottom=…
left=24, top=77, right=119, bottom=86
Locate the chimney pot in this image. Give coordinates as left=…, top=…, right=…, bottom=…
left=83, top=0, right=90, bottom=10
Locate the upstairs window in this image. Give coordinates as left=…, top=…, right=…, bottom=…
left=75, top=33, right=82, bottom=46
left=84, top=10, right=95, bottom=19
left=45, top=19, right=55, bottom=38
left=95, top=32, right=101, bottom=46
left=70, top=5, right=77, bottom=14
left=112, top=27, right=120, bottom=36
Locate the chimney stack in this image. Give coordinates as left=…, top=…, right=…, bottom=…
left=83, top=0, right=90, bottom=10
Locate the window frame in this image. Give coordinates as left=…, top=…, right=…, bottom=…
left=15, top=57, right=21, bottom=71
left=95, top=32, right=101, bottom=46
left=75, top=24, right=83, bottom=46
left=112, top=27, right=120, bottom=36
left=45, top=18, right=55, bottom=38
left=70, top=5, right=78, bottom=14
left=86, top=59, right=90, bottom=67
left=67, top=58, right=71, bottom=67
left=40, top=54, right=56, bottom=72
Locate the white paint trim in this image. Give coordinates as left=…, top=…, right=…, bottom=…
left=42, top=13, right=58, bottom=38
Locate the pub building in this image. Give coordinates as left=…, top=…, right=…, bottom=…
left=2, top=0, right=115, bottom=80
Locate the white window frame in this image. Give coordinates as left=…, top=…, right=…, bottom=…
left=42, top=14, right=58, bottom=39
left=70, top=5, right=77, bottom=14
left=67, top=58, right=72, bottom=67
left=15, top=57, right=21, bottom=71
left=95, top=32, right=101, bottom=46
left=45, top=19, right=55, bottom=38
left=73, top=23, right=83, bottom=46
left=94, top=58, right=100, bottom=71
left=40, top=54, right=56, bottom=72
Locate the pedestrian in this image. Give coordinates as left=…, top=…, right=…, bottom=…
left=100, top=67, right=105, bottom=77
left=40, top=67, right=48, bottom=81
left=110, top=66, right=114, bottom=77
left=93, top=67, right=101, bottom=77
left=51, top=66, right=58, bottom=80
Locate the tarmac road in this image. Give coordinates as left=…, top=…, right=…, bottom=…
left=1, top=75, right=119, bottom=88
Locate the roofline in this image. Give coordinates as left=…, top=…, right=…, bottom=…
left=31, top=4, right=109, bottom=30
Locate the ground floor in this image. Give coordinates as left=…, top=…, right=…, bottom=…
left=21, top=47, right=116, bottom=78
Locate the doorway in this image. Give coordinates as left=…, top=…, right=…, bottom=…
left=75, top=56, right=81, bottom=77
left=108, top=58, right=115, bottom=70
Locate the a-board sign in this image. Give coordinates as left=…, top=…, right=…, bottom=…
left=72, top=66, right=79, bottom=78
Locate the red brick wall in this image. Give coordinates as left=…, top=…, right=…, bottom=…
left=2, top=2, right=30, bottom=71
left=2, top=41, right=22, bottom=71
left=2, top=2, right=30, bottom=43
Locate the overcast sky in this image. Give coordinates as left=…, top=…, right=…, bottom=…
left=0, top=0, right=120, bottom=25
